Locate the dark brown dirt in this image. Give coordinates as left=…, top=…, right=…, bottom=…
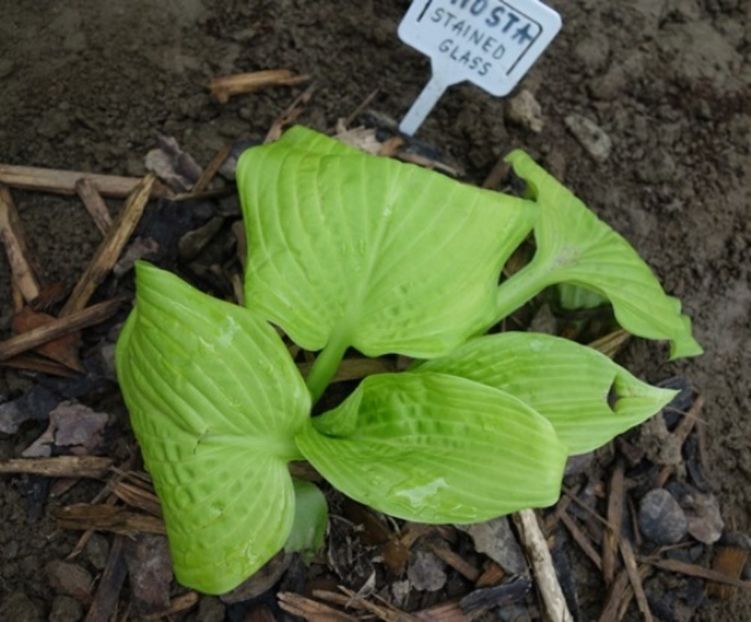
left=1, top=1, right=749, bottom=620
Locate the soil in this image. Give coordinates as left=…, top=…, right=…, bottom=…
left=1, top=0, right=749, bottom=620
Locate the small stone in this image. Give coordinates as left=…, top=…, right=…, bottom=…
left=505, top=89, right=544, bottom=133
left=565, top=114, right=612, bottom=163
left=124, top=534, right=173, bottom=614
left=47, top=561, right=93, bottom=602
left=84, top=533, right=110, bottom=571
left=196, top=597, right=226, bottom=622
left=0, top=59, right=15, bottom=79
left=639, top=489, right=688, bottom=545
left=680, top=490, right=724, bottom=545
left=457, top=517, right=527, bottom=575
left=0, top=592, right=42, bottom=622
left=407, top=549, right=447, bottom=592
left=49, top=595, right=84, bottom=622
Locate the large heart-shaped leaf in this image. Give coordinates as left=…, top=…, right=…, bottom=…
left=116, top=262, right=310, bottom=594
left=237, top=127, right=537, bottom=363
left=494, top=152, right=701, bottom=360
left=295, top=372, right=567, bottom=523
left=417, top=333, right=677, bottom=455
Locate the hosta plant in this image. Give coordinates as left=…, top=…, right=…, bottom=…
left=117, top=127, right=701, bottom=594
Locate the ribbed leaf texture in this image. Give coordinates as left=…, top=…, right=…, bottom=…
left=497, top=151, right=702, bottom=359
left=296, top=372, right=567, bottom=523
left=417, top=333, right=677, bottom=455
left=116, top=263, right=310, bottom=594
left=237, top=126, right=537, bottom=358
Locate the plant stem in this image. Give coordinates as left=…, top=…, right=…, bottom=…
left=494, top=262, right=550, bottom=325
left=306, top=333, right=350, bottom=404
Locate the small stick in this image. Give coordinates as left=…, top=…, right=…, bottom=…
left=142, top=592, right=199, bottom=620
left=589, top=329, right=630, bottom=359
left=603, top=461, right=625, bottom=586
left=0, top=184, right=41, bottom=302
left=618, top=539, right=653, bottom=622
left=265, top=83, right=317, bottom=143
left=559, top=511, right=603, bottom=571
left=55, top=503, right=166, bottom=535
left=84, top=535, right=127, bottom=622
left=343, top=88, right=380, bottom=128
left=597, top=569, right=632, bottom=622
left=0, top=456, right=112, bottom=478
left=278, top=592, right=358, bottom=622
left=648, top=557, right=751, bottom=590
left=428, top=540, right=481, bottom=582
left=209, top=69, right=309, bottom=104
left=482, top=156, right=510, bottom=189
left=0, top=298, right=123, bottom=361
left=513, top=509, right=574, bottom=622
left=191, top=143, right=232, bottom=195
left=75, top=178, right=113, bottom=235
left=0, top=164, right=172, bottom=198
left=61, top=175, right=154, bottom=316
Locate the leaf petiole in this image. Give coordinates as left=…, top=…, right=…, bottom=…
left=305, top=332, right=350, bottom=403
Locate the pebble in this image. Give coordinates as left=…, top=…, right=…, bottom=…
left=565, top=114, right=612, bottom=162
left=457, top=517, right=527, bottom=575
left=49, top=595, right=84, bottom=622
left=505, top=89, right=544, bottom=133
left=46, top=560, right=93, bottom=602
left=196, top=597, right=226, bottom=622
left=84, top=533, right=110, bottom=571
left=639, top=488, right=688, bottom=545
left=0, top=592, right=42, bottom=622
left=124, top=534, right=173, bottom=613
left=407, top=549, right=447, bottom=592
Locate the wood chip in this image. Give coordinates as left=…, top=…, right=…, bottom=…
left=0, top=164, right=172, bottom=198
left=560, top=511, right=603, bottom=571
left=111, top=481, right=162, bottom=517
left=265, top=83, right=317, bottom=143
left=55, top=503, right=166, bottom=536
left=618, top=539, right=653, bottom=622
left=603, top=461, right=625, bottom=586
left=589, top=329, right=630, bottom=359
left=414, top=600, right=468, bottom=622
left=475, top=562, right=506, bottom=588
left=513, top=509, right=574, bottom=622
left=277, top=592, right=358, bottom=622
left=210, top=69, right=309, bottom=104
left=0, top=184, right=41, bottom=302
left=597, top=568, right=632, bottom=622
left=84, top=535, right=127, bottom=622
left=0, top=298, right=123, bottom=362
left=1, top=352, right=77, bottom=377
left=648, top=557, right=751, bottom=590
left=142, top=592, right=199, bottom=620
left=62, top=175, right=154, bottom=315
left=481, top=156, right=510, bottom=189
left=12, top=307, right=83, bottom=372
left=191, top=143, right=233, bottom=195
left=708, top=547, right=751, bottom=598
left=428, top=540, right=480, bottom=582
left=75, top=177, right=113, bottom=235
left=0, top=456, right=112, bottom=478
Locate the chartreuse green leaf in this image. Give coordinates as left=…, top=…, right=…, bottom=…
left=295, top=372, right=567, bottom=523
left=494, top=151, right=702, bottom=360
left=417, top=332, right=677, bottom=455
left=116, top=262, right=310, bottom=595
left=285, top=480, right=328, bottom=563
left=237, top=127, right=538, bottom=397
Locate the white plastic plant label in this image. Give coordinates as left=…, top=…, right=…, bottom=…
left=398, top=0, right=562, bottom=135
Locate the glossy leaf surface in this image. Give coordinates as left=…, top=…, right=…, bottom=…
left=418, top=332, right=677, bottom=455
left=237, top=126, right=537, bottom=359
left=116, top=262, right=310, bottom=594
left=295, top=372, right=567, bottom=523
left=496, top=151, right=702, bottom=359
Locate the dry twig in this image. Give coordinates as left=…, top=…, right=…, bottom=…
left=0, top=298, right=123, bottom=361
left=84, top=536, right=127, bottom=622
left=0, top=164, right=171, bottom=198
left=0, top=456, right=112, bottom=478
left=0, top=184, right=41, bottom=302
left=61, top=175, right=154, bottom=315
left=513, top=509, right=574, bottom=622
left=210, top=69, right=309, bottom=104
left=75, top=177, right=113, bottom=235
